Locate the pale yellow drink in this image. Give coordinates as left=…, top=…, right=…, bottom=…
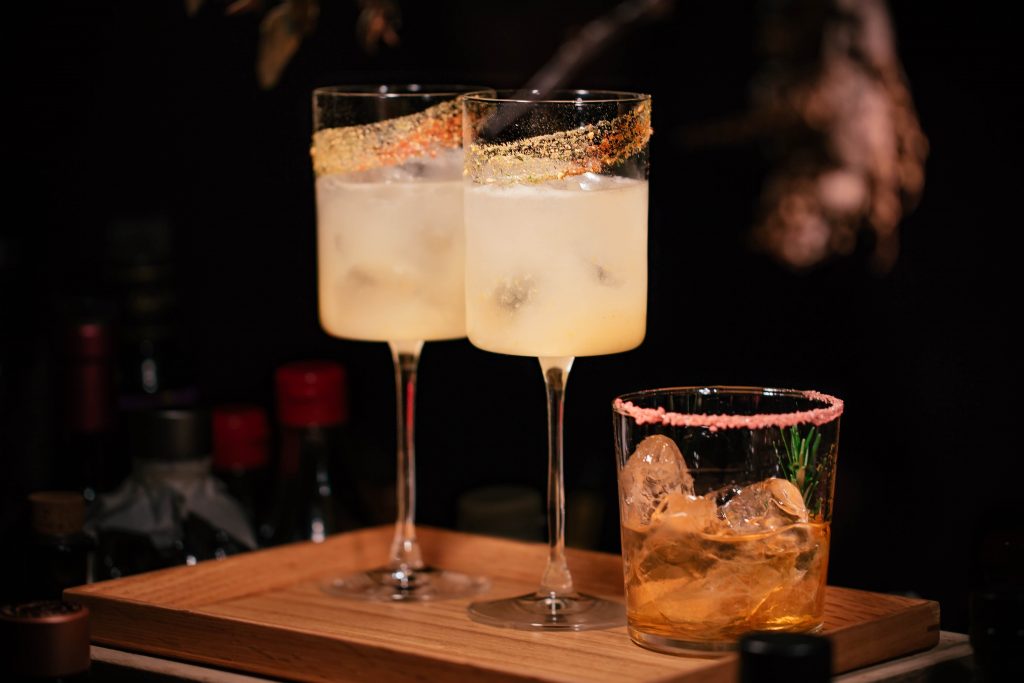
left=464, top=174, right=648, bottom=357
left=317, top=173, right=465, bottom=342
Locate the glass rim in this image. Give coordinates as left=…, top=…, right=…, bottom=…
left=313, top=84, right=490, bottom=98
left=612, top=386, right=844, bottom=431
left=464, top=89, right=651, bottom=105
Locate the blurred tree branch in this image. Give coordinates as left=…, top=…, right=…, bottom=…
left=186, top=1, right=400, bottom=89
left=184, top=0, right=926, bottom=272
left=682, top=0, right=928, bottom=272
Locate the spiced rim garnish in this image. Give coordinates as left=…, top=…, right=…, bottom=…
left=466, top=99, right=652, bottom=185
left=613, top=389, right=843, bottom=431
left=311, top=98, right=462, bottom=176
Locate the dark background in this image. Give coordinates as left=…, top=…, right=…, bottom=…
left=2, top=0, right=1020, bottom=633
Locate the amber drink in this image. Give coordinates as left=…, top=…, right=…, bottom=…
left=613, top=387, right=843, bottom=653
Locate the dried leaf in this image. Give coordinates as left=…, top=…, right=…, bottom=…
left=257, top=1, right=319, bottom=90
left=357, top=0, right=401, bottom=54
left=225, top=0, right=263, bottom=17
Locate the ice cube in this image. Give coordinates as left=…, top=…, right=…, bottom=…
left=419, top=148, right=463, bottom=179
left=346, top=266, right=377, bottom=286
left=619, top=435, right=694, bottom=529
left=651, top=550, right=800, bottom=630
left=378, top=163, right=420, bottom=182
left=594, top=264, right=622, bottom=287
left=629, top=522, right=823, bottom=633
left=493, top=275, right=536, bottom=313
left=545, top=172, right=623, bottom=192
left=630, top=528, right=711, bottom=586
left=652, top=490, right=718, bottom=534
left=575, top=172, right=605, bottom=191
left=721, top=478, right=808, bottom=534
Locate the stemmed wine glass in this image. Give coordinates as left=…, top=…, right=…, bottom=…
left=462, top=90, right=652, bottom=628
left=311, top=85, right=488, bottom=601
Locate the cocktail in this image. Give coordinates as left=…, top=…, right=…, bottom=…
left=312, top=85, right=487, bottom=601
left=463, top=90, right=652, bottom=629
left=612, top=387, right=843, bottom=653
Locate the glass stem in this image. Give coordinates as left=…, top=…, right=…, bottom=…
left=388, top=340, right=425, bottom=574
left=538, top=356, right=577, bottom=599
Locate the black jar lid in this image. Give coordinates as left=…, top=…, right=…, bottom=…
left=0, top=601, right=90, bottom=678
left=739, top=631, right=832, bottom=682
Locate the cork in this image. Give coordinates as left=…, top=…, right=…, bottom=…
left=29, top=491, right=85, bottom=537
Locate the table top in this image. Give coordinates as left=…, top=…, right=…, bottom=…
left=91, top=632, right=973, bottom=682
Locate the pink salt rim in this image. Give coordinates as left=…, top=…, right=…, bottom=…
left=613, top=388, right=843, bottom=432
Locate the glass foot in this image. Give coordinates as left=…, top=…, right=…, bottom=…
left=468, top=592, right=625, bottom=631
left=323, top=566, right=489, bottom=602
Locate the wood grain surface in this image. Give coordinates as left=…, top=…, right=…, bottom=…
left=66, top=526, right=939, bottom=683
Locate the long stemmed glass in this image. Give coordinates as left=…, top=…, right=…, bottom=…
left=462, top=90, right=652, bottom=628
left=312, top=85, right=488, bottom=601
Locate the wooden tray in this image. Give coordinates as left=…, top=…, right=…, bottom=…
left=66, top=526, right=940, bottom=683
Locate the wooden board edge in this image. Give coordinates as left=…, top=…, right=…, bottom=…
left=830, top=599, right=941, bottom=673
left=74, top=594, right=552, bottom=683
left=824, top=584, right=932, bottom=608
left=92, top=645, right=281, bottom=682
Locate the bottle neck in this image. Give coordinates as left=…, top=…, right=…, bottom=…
left=279, top=422, right=338, bottom=476
left=274, top=422, right=339, bottom=543
left=132, top=457, right=212, bottom=487
left=64, top=357, right=114, bottom=435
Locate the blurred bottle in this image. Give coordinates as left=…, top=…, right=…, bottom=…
left=55, top=308, right=119, bottom=502
left=104, top=216, right=198, bottom=411
left=212, top=405, right=271, bottom=544
left=969, top=507, right=1023, bottom=680
left=0, top=601, right=91, bottom=682
left=457, top=485, right=544, bottom=542
left=22, top=492, right=95, bottom=602
left=89, top=408, right=257, bottom=579
left=738, top=631, right=832, bottom=683
left=970, top=589, right=1024, bottom=681
left=268, top=361, right=349, bottom=544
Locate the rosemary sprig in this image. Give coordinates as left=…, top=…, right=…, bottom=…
left=779, top=425, right=822, bottom=514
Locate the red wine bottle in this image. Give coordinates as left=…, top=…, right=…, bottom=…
left=268, top=361, right=348, bottom=545
left=212, top=405, right=270, bottom=544
left=56, top=314, right=118, bottom=503
left=23, top=492, right=95, bottom=601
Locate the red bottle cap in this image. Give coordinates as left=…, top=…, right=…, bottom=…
left=64, top=320, right=113, bottom=360
left=275, top=361, right=348, bottom=427
left=212, top=405, right=270, bottom=470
